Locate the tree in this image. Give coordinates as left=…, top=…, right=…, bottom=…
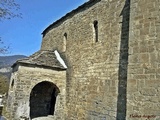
left=0, top=0, right=21, bottom=20
left=0, top=75, right=9, bottom=94
left=0, top=0, right=21, bottom=54
left=0, top=37, right=9, bottom=54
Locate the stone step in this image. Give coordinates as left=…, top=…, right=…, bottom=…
left=32, top=115, right=54, bottom=120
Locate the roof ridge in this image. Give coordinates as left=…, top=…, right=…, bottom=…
left=42, top=0, right=101, bottom=36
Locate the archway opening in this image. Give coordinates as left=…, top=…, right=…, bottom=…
left=29, top=81, right=60, bottom=119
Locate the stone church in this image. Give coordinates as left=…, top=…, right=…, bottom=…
left=6, top=0, right=160, bottom=119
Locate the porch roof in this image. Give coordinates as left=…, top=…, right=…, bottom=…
left=12, top=50, right=66, bottom=70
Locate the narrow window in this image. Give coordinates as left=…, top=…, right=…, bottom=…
left=63, top=33, right=67, bottom=52
left=93, top=20, right=98, bottom=42
left=10, top=79, right=14, bottom=91
left=11, top=79, right=14, bottom=88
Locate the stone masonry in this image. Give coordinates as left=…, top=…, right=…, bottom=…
left=7, top=51, right=67, bottom=119
left=127, top=0, right=160, bottom=119
left=6, top=0, right=160, bottom=119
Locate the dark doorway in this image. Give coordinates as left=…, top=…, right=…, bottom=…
left=30, top=81, right=59, bottom=119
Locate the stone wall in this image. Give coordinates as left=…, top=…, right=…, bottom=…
left=127, top=0, right=160, bottom=119
left=41, top=0, right=128, bottom=119
left=7, top=65, right=66, bottom=120
left=7, top=0, right=160, bottom=119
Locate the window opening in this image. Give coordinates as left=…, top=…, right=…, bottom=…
left=93, top=20, right=98, bottom=42
left=63, top=33, right=67, bottom=52
left=11, top=79, right=14, bottom=88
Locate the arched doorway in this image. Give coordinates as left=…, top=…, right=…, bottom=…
left=29, top=81, right=60, bottom=119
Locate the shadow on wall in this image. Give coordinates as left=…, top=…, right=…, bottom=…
left=116, top=0, right=130, bottom=120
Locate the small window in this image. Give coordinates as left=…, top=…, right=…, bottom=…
left=93, top=20, right=98, bottom=42
left=11, top=79, right=14, bottom=88
left=63, top=33, right=67, bottom=52
left=10, top=79, right=14, bottom=91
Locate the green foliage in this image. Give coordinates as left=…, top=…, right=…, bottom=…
left=0, top=74, right=9, bottom=94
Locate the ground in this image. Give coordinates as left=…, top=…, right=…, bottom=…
left=32, top=115, right=54, bottom=120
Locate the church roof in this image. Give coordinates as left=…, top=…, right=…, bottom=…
left=42, top=0, right=101, bottom=36
left=13, top=50, right=66, bottom=70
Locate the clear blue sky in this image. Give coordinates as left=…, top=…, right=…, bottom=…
left=0, top=0, right=87, bottom=56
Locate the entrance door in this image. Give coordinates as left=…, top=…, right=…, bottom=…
left=30, top=81, right=59, bottom=119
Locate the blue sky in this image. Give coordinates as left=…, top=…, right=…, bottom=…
left=0, top=0, right=87, bottom=56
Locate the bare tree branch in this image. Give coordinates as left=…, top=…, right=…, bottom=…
left=0, top=0, right=22, bottom=21
left=0, top=37, right=9, bottom=54
left=0, top=0, right=21, bottom=54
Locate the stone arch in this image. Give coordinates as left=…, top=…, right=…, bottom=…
left=29, top=81, right=60, bottom=119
